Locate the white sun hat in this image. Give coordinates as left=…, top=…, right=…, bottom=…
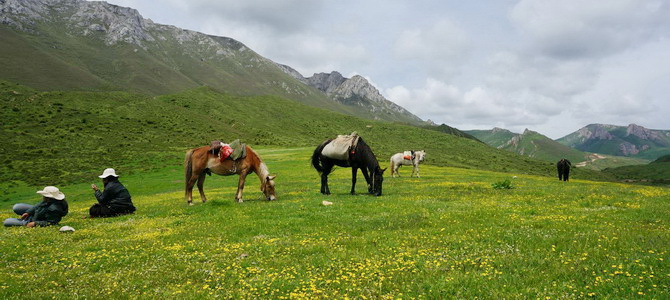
left=36, top=186, right=65, bottom=200
left=98, top=168, right=120, bottom=178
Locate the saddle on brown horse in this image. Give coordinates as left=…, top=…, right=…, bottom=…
left=210, top=139, right=247, bottom=162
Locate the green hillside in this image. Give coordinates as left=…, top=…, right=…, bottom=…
left=0, top=81, right=610, bottom=195
left=0, top=21, right=419, bottom=125
left=509, top=130, right=588, bottom=163
left=575, top=154, right=650, bottom=171
left=467, top=129, right=587, bottom=163
left=603, top=154, right=670, bottom=184
left=466, top=128, right=518, bottom=148
left=423, top=124, right=481, bottom=142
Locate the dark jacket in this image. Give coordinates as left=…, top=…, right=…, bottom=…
left=26, top=199, right=69, bottom=227
left=94, top=181, right=136, bottom=213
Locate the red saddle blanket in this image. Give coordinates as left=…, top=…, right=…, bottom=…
left=211, top=140, right=245, bottom=162
left=403, top=155, right=412, bottom=160
left=219, top=145, right=233, bottom=161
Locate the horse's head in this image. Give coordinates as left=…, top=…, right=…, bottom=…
left=261, top=175, right=277, bottom=201
left=371, top=167, right=386, bottom=196
left=415, top=150, right=426, bottom=162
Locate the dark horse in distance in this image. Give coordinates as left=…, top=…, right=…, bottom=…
left=311, top=134, right=386, bottom=196
left=557, top=158, right=572, bottom=181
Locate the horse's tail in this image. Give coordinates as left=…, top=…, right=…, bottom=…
left=311, top=140, right=330, bottom=173
left=389, top=157, right=395, bottom=176
left=184, top=149, right=194, bottom=184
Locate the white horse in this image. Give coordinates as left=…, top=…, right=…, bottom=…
left=389, top=150, right=426, bottom=178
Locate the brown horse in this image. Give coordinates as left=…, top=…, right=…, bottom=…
left=184, top=145, right=276, bottom=205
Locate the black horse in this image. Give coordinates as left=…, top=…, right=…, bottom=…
left=311, top=136, right=386, bottom=196
left=557, top=159, right=572, bottom=181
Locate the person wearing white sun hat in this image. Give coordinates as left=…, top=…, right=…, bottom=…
left=4, top=186, right=69, bottom=227
left=89, top=168, right=136, bottom=218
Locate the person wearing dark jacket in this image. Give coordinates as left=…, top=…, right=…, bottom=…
left=4, top=186, right=69, bottom=227
left=89, top=168, right=136, bottom=218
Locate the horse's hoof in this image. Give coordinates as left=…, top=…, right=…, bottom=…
left=188, top=202, right=194, bottom=206
left=236, top=199, right=243, bottom=203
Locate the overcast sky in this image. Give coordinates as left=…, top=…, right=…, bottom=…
left=105, top=0, right=670, bottom=139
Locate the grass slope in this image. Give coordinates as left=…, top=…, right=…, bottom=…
left=467, top=129, right=587, bottom=163
left=603, top=155, right=670, bottom=184
left=466, top=128, right=518, bottom=148
left=1, top=148, right=668, bottom=298
left=0, top=23, right=421, bottom=125
left=423, top=124, right=481, bottom=142
left=504, top=130, right=587, bottom=163
left=2, top=81, right=609, bottom=195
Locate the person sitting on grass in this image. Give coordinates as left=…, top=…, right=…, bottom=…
left=4, top=186, right=69, bottom=227
left=89, top=168, right=136, bottom=218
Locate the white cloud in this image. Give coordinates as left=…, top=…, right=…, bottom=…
left=486, top=51, right=600, bottom=101
left=386, top=79, right=550, bottom=129
left=262, top=34, right=370, bottom=77
left=165, top=0, right=322, bottom=34
left=393, top=19, right=471, bottom=78
left=102, top=0, right=670, bottom=139
left=510, top=0, right=670, bottom=59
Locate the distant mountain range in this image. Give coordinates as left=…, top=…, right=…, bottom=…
left=466, top=125, right=663, bottom=170
left=556, top=124, right=670, bottom=160
left=0, top=0, right=423, bottom=125
left=466, top=128, right=589, bottom=163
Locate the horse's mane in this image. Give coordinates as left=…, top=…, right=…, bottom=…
left=355, top=137, right=381, bottom=171
left=246, top=146, right=270, bottom=180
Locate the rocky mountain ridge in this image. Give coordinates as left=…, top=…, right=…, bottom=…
left=557, top=124, right=670, bottom=158
left=1, top=0, right=423, bottom=125
left=277, top=66, right=423, bottom=124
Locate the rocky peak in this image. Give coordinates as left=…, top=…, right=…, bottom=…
left=305, top=71, right=346, bottom=94
left=297, top=71, right=423, bottom=124
left=275, top=63, right=306, bottom=82
left=625, top=123, right=660, bottom=141
left=334, top=75, right=387, bottom=104
left=578, top=124, right=613, bottom=140
left=619, top=142, right=640, bottom=156
left=2, top=0, right=157, bottom=46
left=1, top=0, right=253, bottom=55
left=1, top=0, right=72, bottom=31
left=72, top=1, right=155, bottom=46
left=491, top=127, right=510, bottom=134
left=504, top=134, right=523, bottom=149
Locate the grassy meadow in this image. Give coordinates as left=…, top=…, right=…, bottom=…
left=3, top=81, right=603, bottom=193
left=1, top=147, right=668, bottom=298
